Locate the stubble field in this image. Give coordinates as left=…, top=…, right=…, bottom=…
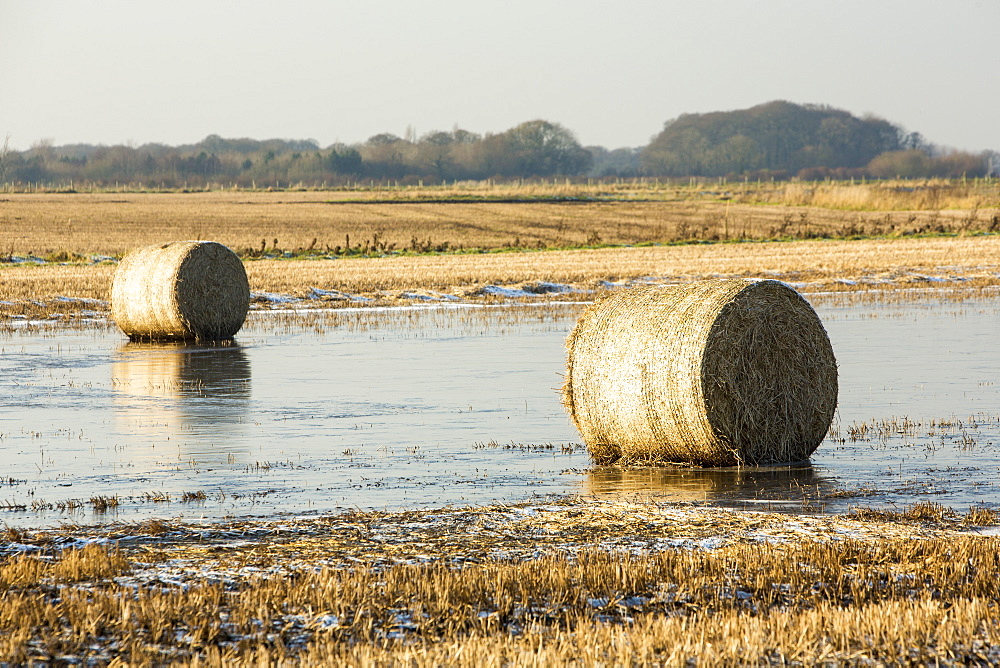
left=2, top=180, right=999, bottom=318
left=3, top=181, right=1000, bottom=664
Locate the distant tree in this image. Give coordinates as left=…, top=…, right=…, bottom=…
left=496, top=120, right=592, bottom=177
left=0, top=134, right=10, bottom=183
left=443, top=128, right=483, bottom=177
left=642, top=101, right=904, bottom=177
left=451, top=128, right=481, bottom=144
left=868, top=149, right=990, bottom=179
left=366, top=133, right=402, bottom=146
left=586, top=146, right=641, bottom=177
left=360, top=134, right=412, bottom=179
left=29, top=138, right=56, bottom=164
left=930, top=150, right=989, bottom=177
left=327, top=147, right=362, bottom=175
left=415, top=131, right=456, bottom=181
left=471, top=133, right=519, bottom=177
left=866, top=150, right=932, bottom=178
left=13, top=154, right=47, bottom=183
left=421, top=131, right=454, bottom=146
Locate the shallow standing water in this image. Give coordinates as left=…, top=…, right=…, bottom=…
left=2, top=294, right=1000, bottom=527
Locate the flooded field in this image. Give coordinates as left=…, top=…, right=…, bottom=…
left=2, top=293, right=1000, bottom=527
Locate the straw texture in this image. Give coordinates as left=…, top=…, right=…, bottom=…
left=564, top=279, right=837, bottom=466
left=111, top=241, right=249, bottom=341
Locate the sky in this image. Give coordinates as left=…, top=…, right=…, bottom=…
left=2, top=0, right=998, bottom=153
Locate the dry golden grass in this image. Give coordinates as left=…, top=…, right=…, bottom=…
left=1, top=183, right=997, bottom=319
left=3, top=499, right=1000, bottom=665
left=1, top=181, right=997, bottom=258
left=6, top=233, right=1000, bottom=323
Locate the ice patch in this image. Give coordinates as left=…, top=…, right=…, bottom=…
left=251, top=292, right=300, bottom=305
left=908, top=274, right=953, bottom=283
left=400, top=291, right=461, bottom=302
left=54, top=296, right=107, bottom=305
left=524, top=282, right=576, bottom=294
left=478, top=283, right=582, bottom=298
left=308, top=287, right=373, bottom=302
left=480, top=285, right=533, bottom=298
left=314, top=614, right=340, bottom=629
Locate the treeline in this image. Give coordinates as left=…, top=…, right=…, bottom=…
left=0, top=102, right=995, bottom=188
left=641, top=101, right=993, bottom=180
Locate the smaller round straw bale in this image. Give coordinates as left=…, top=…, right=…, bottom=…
left=111, top=241, right=249, bottom=341
left=563, top=279, right=837, bottom=467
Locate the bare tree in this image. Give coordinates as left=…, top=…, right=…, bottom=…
left=0, top=134, right=10, bottom=184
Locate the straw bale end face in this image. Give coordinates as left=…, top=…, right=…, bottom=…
left=111, top=241, right=250, bottom=341
left=563, top=279, right=838, bottom=467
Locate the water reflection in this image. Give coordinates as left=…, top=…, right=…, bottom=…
left=585, top=463, right=833, bottom=508
left=112, top=342, right=251, bottom=456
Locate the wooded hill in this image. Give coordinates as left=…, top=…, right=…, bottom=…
left=1, top=102, right=994, bottom=187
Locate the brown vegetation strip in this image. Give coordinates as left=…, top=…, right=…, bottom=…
left=2, top=499, right=999, bottom=665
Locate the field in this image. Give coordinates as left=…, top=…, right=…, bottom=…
left=3, top=179, right=999, bottom=258
left=2, top=180, right=999, bottom=319
left=4, top=181, right=1000, bottom=664
left=2, top=500, right=1000, bottom=665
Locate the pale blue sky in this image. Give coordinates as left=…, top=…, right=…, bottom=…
left=2, top=0, right=998, bottom=152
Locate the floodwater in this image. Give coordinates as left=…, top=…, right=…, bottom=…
left=2, top=294, right=1000, bottom=527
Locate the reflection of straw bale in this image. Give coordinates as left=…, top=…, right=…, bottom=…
left=112, top=342, right=251, bottom=400
left=583, top=464, right=821, bottom=501
left=564, top=279, right=837, bottom=466
left=111, top=343, right=251, bottom=455
left=110, top=241, right=249, bottom=341
left=112, top=346, right=185, bottom=399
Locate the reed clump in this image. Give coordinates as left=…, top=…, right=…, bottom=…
left=110, top=241, right=249, bottom=341
left=564, top=279, right=838, bottom=466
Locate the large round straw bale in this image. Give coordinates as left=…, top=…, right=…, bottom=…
left=111, top=241, right=249, bottom=341
left=563, top=279, right=837, bottom=467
